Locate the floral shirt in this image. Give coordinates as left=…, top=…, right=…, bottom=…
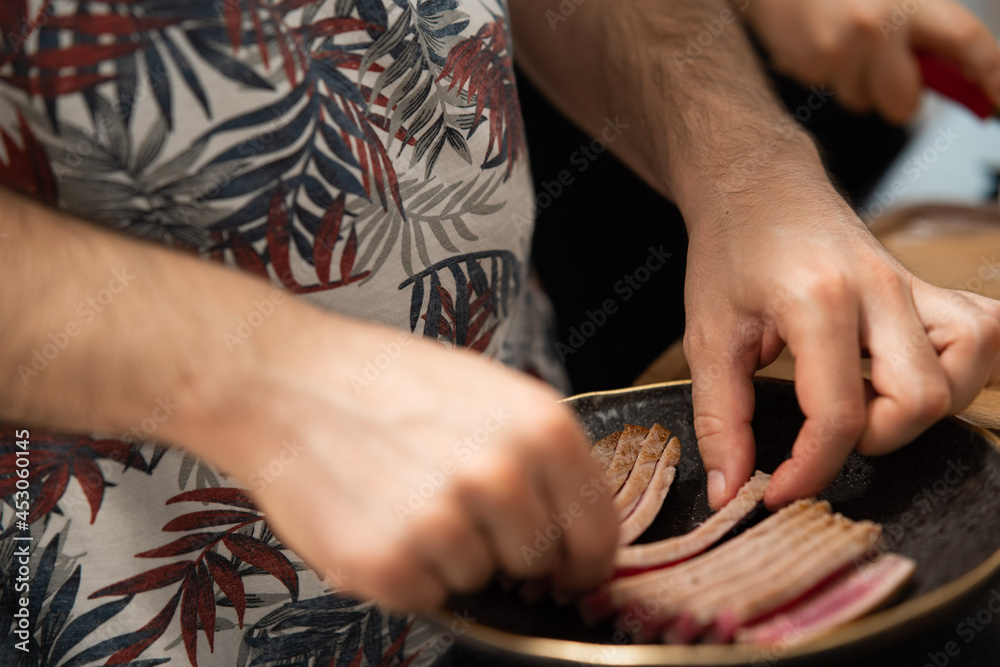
left=0, top=1, right=559, bottom=664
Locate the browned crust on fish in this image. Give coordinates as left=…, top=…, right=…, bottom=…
left=614, top=424, right=672, bottom=520
left=605, top=425, right=650, bottom=494
left=591, top=430, right=623, bottom=472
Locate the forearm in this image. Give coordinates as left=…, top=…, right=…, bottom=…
left=510, top=0, right=830, bottom=223
left=0, top=191, right=283, bottom=445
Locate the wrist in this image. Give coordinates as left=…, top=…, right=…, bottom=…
left=154, top=273, right=303, bottom=470
left=670, top=126, right=831, bottom=233
left=161, top=288, right=369, bottom=481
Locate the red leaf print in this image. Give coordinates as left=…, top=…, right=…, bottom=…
left=45, top=15, right=177, bottom=35
left=180, top=575, right=200, bottom=666
left=72, top=456, right=105, bottom=524
left=31, top=464, right=68, bottom=520
left=0, top=451, right=57, bottom=476
left=90, top=561, right=193, bottom=598
left=275, top=0, right=319, bottom=12
left=0, top=112, right=57, bottom=203
left=248, top=5, right=270, bottom=70
left=274, top=28, right=298, bottom=87
left=354, top=134, right=371, bottom=198
left=438, top=39, right=477, bottom=90
left=469, top=287, right=492, bottom=318
left=223, top=533, right=298, bottom=600
left=438, top=21, right=523, bottom=174
left=196, top=562, right=217, bottom=652
left=376, top=141, right=405, bottom=215
left=306, top=18, right=379, bottom=38
left=340, top=226, right=360, bottom=281
left=435, top=315, right=453, bottom=340
left=204, top=551, right=246, bottom=628
left=265, top=185, right=301, bottom=291
left=30, top=42, right=146, bottom=70
left=465, top=305, right=496, bottom=346
left=0, top=73, right=117, bottom=98
left=314, top=194, right=345, bottom=286
left=378, top=621, right=414, bottom=667
left=228, top=230, right=269, bottom=280
left=315, top=50, right=371, bottom=71
left=437, top=285, right=455, bottom=322
left=162, top=510, right=260, bottom=532
left=0, top=2, right=28, bottom=49
left=167, top=487, right=258, bottom=510
left=17, top=112, right=57, bottom=202
left=0, top=477, right=24, bottom=498
left=224, top=0, right=243, bottom=53
left=349, top=645, right=364, bottom=667
left=89, top=439, right=148, bottom=471
left=107, top=590, right=182, bottom=665
left=361, top=121, right=387, bottom=211
left=469, top=325, right=497, bottom=353
left=397, top=654, right=421, bottom=667
left=136, top=533, right=223, bottom=559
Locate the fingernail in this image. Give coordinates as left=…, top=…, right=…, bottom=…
left=707, top=470, right=726, bottom=508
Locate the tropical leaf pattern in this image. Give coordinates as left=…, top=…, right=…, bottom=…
left=399, top=250, right=520, bottom=351
left=0, top=1, right=549, bottom=664
left=0, top=428, right=446, bottom=666
left=0, top=0, right=531, bottom=321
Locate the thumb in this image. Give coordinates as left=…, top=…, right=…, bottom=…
left=686, top=333, right=759, bottom=510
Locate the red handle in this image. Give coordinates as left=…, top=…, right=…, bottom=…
left=916, top=51, right=995, bottom=119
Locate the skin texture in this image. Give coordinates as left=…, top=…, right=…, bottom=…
left=7, top=0, right=1000, bottom=613
left=0, top=192, right=619, bottom=612
left=510, top=0, right=1000, bottom=511
left=738, top=0, right=1000, bottom=123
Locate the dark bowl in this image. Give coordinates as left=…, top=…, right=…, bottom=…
left=430, top=379, right=1000, bottom=665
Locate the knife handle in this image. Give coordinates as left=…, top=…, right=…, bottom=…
left=916, top=51, right=995, bottom=119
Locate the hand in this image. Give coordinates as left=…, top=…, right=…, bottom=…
left=682, top=168, right=1000, bottom=510
left=0, top=192, right=616, bottom=614
left=172, top=306, right=619, bottom=612
left=740, top=0, right=1000, bottom=123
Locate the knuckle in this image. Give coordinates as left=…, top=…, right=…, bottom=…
left=846, top=7, right=885, bottom=42
left=351, top=549, right=409, bottom=593
left=522, top=408, right=587, bottom=462
left=976, top=314, right=1000, bottom=354
left=906, top=382, right=952, bottom=420
left=503, top=549, right=541, bottom=579
left=948, top=20, right=988, bottom=47
left=797, top=269, right=852, bottom=308
left=684, top=328, right=730, bottom=363
left=683, top=330, right=706, bottom=359
left=833, top=400, right=868, bottom=440
left=693, top=413, right=729, bottom=446
left=824, top=396, right=868, bottom=441
left=454, top=459, right=521, bottom=505
left=808, top=32, right=844, bottom=70
left=450, top=556, right=493, bottom=592
left=867, top=263, right=909, bottom=300
left=412, top=504, right=467, bottom=550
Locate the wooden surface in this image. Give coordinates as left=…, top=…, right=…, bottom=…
left=634, top=204, right=1000, bottom=433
